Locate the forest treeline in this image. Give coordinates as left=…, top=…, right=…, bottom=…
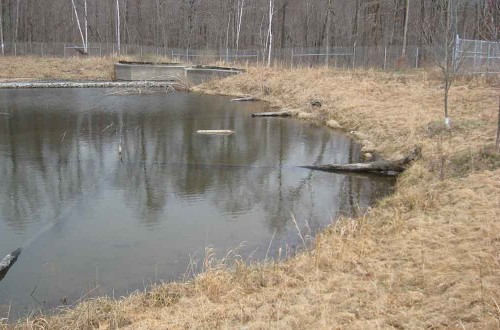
left=0, top=0, right=498, bottom=51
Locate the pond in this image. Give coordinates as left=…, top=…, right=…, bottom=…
left=0, top=89, right=394, bottom=317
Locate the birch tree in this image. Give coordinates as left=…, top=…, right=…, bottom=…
left=116, top=0, right=120, bottom=55
left=70, top=0, right=88, bottom=53
left=267, top=0, right=275, bottom=67
left=235, top=0, right=245, bottom=54
left=402, top=0, right=410, bottom=58
left=0, top=0, right=4, bottom=56
left=325, top=0, right=332, bottom=66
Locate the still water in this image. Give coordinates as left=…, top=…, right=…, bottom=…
left=0, top=89, right=394, bottom=317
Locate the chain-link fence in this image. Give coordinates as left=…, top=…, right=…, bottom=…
left=454, top=36, right=500, bottom=74
left=1, top=40, right=498, bottom=74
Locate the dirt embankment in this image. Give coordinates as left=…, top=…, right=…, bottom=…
left=2, top=61, right=500, bottom=329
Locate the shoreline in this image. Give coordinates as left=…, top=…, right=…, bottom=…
left=0, top=81, right=179, bottom=89
left=2, top=59, right=499, bottom=329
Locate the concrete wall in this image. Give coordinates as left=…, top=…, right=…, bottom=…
left=115, top=63, right=242, bottom=85
left=184, top=68, right=241, bottom=85
left=115, top=63, right=187, bottom=81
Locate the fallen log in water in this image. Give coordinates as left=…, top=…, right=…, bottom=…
left=301, top=146, right=421, bottom=176
left=251, top=111, right=293, bottom=118
left=196, top=129, right=235, bottom=135
left=0, top=248, right=22, bottom=282
left=231, top=96, right=258, bottom=102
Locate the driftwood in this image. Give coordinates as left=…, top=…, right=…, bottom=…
left=251, top=111, right=293, bottom=118
left=197, top=129, right=235, bottom=135
left=301, top=146, right=421, bottom=176
left=231, top=96, right=258, bottom=102
left=0, top=248, right=22, bottom=282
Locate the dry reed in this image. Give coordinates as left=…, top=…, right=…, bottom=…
left=1, top=60, right=499, bottom=329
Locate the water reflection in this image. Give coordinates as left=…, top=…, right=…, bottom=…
left=0, top=89, right=394, bottom=317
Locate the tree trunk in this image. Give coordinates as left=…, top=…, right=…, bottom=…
left=0, top=0, right=4, bottom=56
left=251, top=110, right=292, bottom=117
left=352, top=0, right=359, bottom=43
left=267, top=0, right=274, bottom=67
left=280, top=0, right=287, bottom=48
left=402, top=0, right=410, bottom=58
left=70, top=0, right=86, bottom=53
left=84, top=0, right=88, bottom=52
left=301, top=146, right=421, bottom=176
left=116, top=0, right=120, bottom=55
left=0, top=248, right=22, bottom=282
left=325, top=0, right=332, bottom=66
left=236, top=0, right=245, bottom=54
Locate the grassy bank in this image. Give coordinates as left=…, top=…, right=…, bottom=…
left=1, top=58, right=500, bottom=329
left=0, top=56, right=114, bottom=81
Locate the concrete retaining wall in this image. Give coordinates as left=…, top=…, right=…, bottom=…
left=114, top=63, right=242, bottom=85
left=184, top=68, right=242, bottom=85
left=115, top=63, right=187, bottom=81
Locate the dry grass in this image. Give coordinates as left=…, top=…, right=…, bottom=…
left=2, top=60, right=500, bottom=329
left=0, top=56, right=116, bottom=81
left=0, top=55, right=186, bottom=82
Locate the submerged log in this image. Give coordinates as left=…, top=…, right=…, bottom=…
left=196, top=129, right=235, bottom=135
left=0, top=248, right=22, bottom=282
left=301, top=146, right=421, bottom=176
left=231, top=96, right=258, bottom=102
left=251, top=111, right=293, bottom=118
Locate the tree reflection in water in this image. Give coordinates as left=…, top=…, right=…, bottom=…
left=0, top=89, right=394, bottom=316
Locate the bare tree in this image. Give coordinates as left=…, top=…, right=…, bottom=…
left=70, top=0, right=88, bottom=53
left=116, top=0, right=120, bottom=55
left=267, top=0, right=275, bottom=67
left=84, top=0, right=88, bottom=51
left=325, top=0, right=332, bottom=66
left=0, top=0, right=496, bottom=58
left=402, top=0, right=410, bottom=58
left=421, top=0, right=463, bottom=128
left=235, top=0, right=245, bottom=54
left=0, top=0, right=4, bottom=56
left=14, top=0, right=20, bottom=51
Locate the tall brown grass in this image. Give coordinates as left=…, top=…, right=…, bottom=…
left=2, top=60, right=500, bottom=329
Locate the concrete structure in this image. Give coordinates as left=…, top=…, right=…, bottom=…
left=114, top=62, right=242, bottom=85
left=184, top=67, right=242, bottom=85
left=115, top=62, right=187, bottom=81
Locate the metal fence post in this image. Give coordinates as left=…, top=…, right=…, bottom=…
left=415, top=47, right=419, bottom=68
left=41, top=43, right=44, bottom=57
left=291, top=48, right=294, bottom=68
left=383, top=47, right=387, bottom=70
left=352, top=42, right=356, bottom=69
left=487, top=43, right=491, bottom=74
